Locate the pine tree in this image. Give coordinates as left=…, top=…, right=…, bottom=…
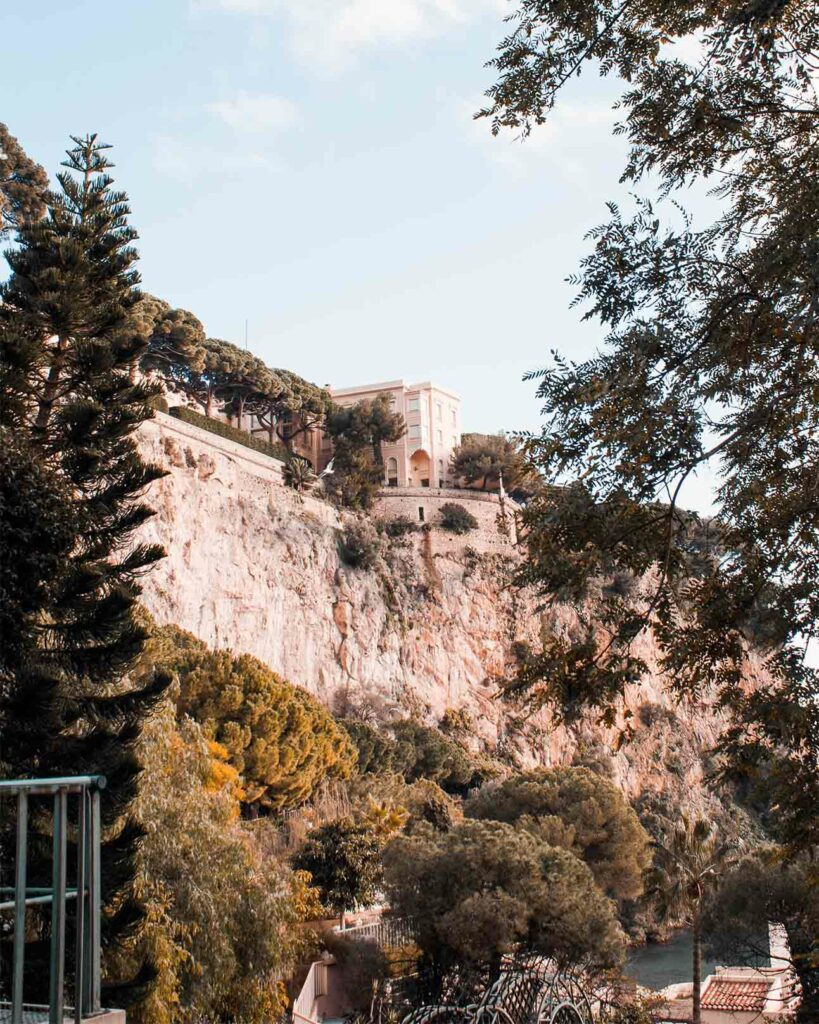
left=0, top=122, right=48, bottom=238
left=0, top=134, right=168, bottom=1001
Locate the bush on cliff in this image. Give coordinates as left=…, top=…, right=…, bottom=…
left=383, top=514, right=418, bottom=538
left=438, top=502, right=479, bottom=535
left=338, top=518, right=383, bottom=569
left=153, top=624, right=357, bottom=811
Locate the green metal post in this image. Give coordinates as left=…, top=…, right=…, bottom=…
left=86, top=787, right=102, bottom=1014
left=12, top=790, right=28, bottom=1024
left=75, top=789, right=87, bottom=1024
left=49, top=789, right=68, bottom=1024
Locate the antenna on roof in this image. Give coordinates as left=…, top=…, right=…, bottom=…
left=244, top=319, right=249, bottom=350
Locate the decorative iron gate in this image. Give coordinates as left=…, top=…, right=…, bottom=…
left=400, top=959, right=595, bottom=1024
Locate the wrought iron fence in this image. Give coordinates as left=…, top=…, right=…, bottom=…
left=0, top=775, right=106, bottom=1024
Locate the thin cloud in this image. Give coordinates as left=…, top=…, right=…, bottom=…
left=206, top=92, right=299, bottom=132
left=192, top=0, right=509, bottom=70
left=459, top=95, right=620, bottom=183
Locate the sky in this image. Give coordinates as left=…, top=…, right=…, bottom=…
left=4, top=0, right=713, bottom=478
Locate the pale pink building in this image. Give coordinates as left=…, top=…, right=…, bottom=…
left=321, top=380, right=461, bottom=488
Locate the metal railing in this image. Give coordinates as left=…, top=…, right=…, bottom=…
left=0, top=775, right=106, bottom=1024
left=340, top=917, right=416, bottom=949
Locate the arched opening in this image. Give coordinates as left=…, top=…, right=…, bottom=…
left=386, top=456, right=399, bottom=487
left=437, top=459, right=444, bottom=489
left=409, top=449, right=431, bottom=487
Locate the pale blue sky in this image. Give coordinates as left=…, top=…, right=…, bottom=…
left=5, top=0, right=711, bottom=460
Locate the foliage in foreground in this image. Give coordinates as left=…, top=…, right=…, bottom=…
left=153, top=624, right=357, bottom=811
left=112, top=705, right=316, bottom=1024
left=485, top=0, right=819, bottom=860
left=384, top=819, right=625, bottom=976
left=466, top=767, right=651, bottom=902
left=0, top=133, right=167, bottom=998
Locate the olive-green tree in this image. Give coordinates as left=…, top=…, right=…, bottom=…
left=384, top=819, right=625, bottom=977
left=293, top=818, right=384, bottom=927
left=155, top=625, right=356, bottom=811
left=451, top=433, right=535, bottom=496
left=325, top=396, right=406, bottom=508
left=112, top=704, right=315, bottom=1024
left=466, top=767, right=652, bottom=902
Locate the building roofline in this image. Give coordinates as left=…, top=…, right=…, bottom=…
left=330, top=380, right=461, bottom=401
left=407, top=381, right=461, bottom=400
left=330, top=380, right=405, bottom=397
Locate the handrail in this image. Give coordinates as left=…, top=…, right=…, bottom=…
left=0, top=775, right=106, bottom=796
left=1, top=775, right=106, bottom=1024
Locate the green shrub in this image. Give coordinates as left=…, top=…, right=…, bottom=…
left=438, top=502, right=479, bottom=535
left=169, top=406, right=287, bottom=461
left=384, top=515, right=418, bottom=538
left=338, top=520, right=382, bottom=569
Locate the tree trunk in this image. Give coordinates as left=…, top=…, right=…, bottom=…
left=34, top=337, right=67, bottom=432
left=205, top=388, right=213, bottom=418
left=339, top=907, right=346, bottom=931
left=692, top=907, right=702, bottom=1024
left=235, top=394, right=244, bottom=432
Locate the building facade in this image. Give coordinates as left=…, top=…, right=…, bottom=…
left=320, top=380, right=461, bottom=488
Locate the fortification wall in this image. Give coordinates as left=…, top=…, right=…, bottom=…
left=374, top=487, right=518, bottom=554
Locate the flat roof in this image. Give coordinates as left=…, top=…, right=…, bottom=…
left=331, top=380, right=460, bottom=401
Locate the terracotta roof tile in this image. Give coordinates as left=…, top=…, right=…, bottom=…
left=701, top=979, right=769, bottom=1011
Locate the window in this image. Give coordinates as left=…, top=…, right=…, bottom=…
left=436, top=429, right=443, bottom=443
left=418, top=506, right=425, bottom=522
left=408, top=397, right=420, bottom=412
left=409, top=424, right=421, bottom=439
left=436, top=402, right=442, bottom=420
left=451, top=409, right=457, bottom=425
left=386, top=457, right=399, bottom=487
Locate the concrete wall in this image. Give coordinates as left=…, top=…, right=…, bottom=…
left=374, top=487, right=519, bottom=552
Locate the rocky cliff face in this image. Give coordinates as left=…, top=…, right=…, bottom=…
left=137, top=412, right=751, bottom=807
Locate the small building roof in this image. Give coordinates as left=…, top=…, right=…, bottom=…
left=701, top=979, right=769, bottom=1012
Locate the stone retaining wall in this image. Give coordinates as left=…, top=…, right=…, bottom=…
left=374, top=487, right=518, bottom=550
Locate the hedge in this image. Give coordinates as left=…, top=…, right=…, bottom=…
left=169, top=406, right=288, bottom=461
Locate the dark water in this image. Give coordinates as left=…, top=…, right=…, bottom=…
left=624, top=932, right=717, bottom=991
